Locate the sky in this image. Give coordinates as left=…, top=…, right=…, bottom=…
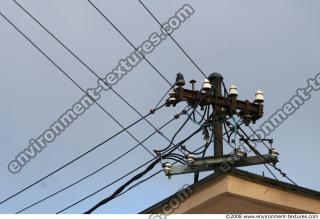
left=0, top=0, right=319, bottom=214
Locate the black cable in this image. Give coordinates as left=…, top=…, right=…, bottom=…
left=58, top=125, right=204, bottom=213
left=247, top=125, right=273, bottom=150
left=135, top=2, right=244, bottom=177
left=13, top=0, right=185, bottom=169
left=116, top=170, right=162, bottom=198
left=83, top=158, right=160, bottom=215
left=16, top=107, right=187, bottom=213
left=84, top=129, right=211, bottom=214
left=155, top=106, right=197, bottom=154
left=87, top=0, right=207, bottom=121
left=238, top=125, right=297, bottom=185
left=87, top=0, right=172, bottom=86
left=110, top=135, right=220, bottom=202
left=237, top=127, right=279, bottom=181
left=269, top=164, right=297, bottom=186
left=0, top=10, right=164, bottom=205
left=137, top=0, right=207, bottom=78
left=238, top=121, right=298, bottom=186
left=164, top=157, right=186, bottom=165
left=57, top=157, right=157, bottom=214
left=153, top=85, right=174, bottom=110
left=1, top=106, right=164, bottom=205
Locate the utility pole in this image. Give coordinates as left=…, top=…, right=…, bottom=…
left=209, top=73, right=223, bottom=158
left=163, top=72, right=279, bottom=177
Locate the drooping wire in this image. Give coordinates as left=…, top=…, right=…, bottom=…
left=57, top=157, right=157, bottom=214
left=154, top=106, right=198, bottom=154
left=16, top=107, right=189, bottom=213
left=189, top=105, right=208, bottom=125
left=116, top=170, right=162, bottom=198
left=137, top=0, right=207, bottom=78
left=116, top=140, right=213, bottom=199
left=13, top=0, right=188, bottom=171
left=153, top=85, right=174, bottom=110
left=247, top=125, right=272, bottom=150
left=245, top=125, right=297, bottom=185
left=87, top=0, right=172, bottom=86
left=58, top=125, right=205, bottom=214
left=0, top=9, right=174, bottom=205
left=87, top=0, right=206, bottom=121
left=237, top=127, right=279, bottom=181
left=269, top=164, right=297, bottom=186
left=221, top=81, right=297, bottom=186
left=136, top=1, right=297, bottom=188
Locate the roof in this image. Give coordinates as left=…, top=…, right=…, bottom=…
left=141, top=168, right=320, bottom=213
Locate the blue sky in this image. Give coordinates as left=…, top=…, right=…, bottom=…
left=0, top=0, right=319, bottom=214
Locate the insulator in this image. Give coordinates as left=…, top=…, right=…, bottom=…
left=164, top=163, right=172, bottom=176
left=234, top=148, right=246, bottom=160
left=269, top=148, right=279, bottom=159
left=255, top=90, right=264, bottom=103
left=186, top=154, right=195, bottom=166
left=202, top=79, right=212, bottom=91
left=168, top=90, right=176, bottom=104
left=175, top=73, right=185, bottom=87
left=229, top=85, right=238, bottom=97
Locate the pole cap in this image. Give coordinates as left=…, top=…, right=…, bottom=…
left=208, top=72, right=223, bottom=82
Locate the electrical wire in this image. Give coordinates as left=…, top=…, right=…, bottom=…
left=244, top=125, right=297, bottom=185
left=153, top=85, right=174, bottom=110
left=247, top=125, right=272, bottom=150
left=137, top=0, right=243, bottom=160
left=80, top=111, right=229, bottom=213
left=87, top=0, right=172, bottom=86
left=86, top=0, right=207, bottom=121
left=137, top=0, right=207, bottom=78
left=0, top=9, right=166, bottom=205
left=13, top=0, right=187, bottom=172
left=16, top=107, right=188, bottom=213
left=86, top=129, right=232, bottom=211
left=58, top=125, right=205, bottom=213
left=269, top=164, right=297, bottom=186
left=57, top=157, right=157, bottom=214
left=116, top=170, right=162, bottom=198
left=116, top=139, right=211, bottom=199
left=237, top=127, right=279, bottom=181
left=155, top=106, right=197, bottom=154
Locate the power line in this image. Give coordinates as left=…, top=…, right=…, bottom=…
left=238, top=126, right=299, bottom=185
left=244, top=126, right=297, bottom=185
left=0, top=10, right=164, bottom=205
left=82, top=127, right=233, bottom=214
left=137, top=0, right=207, bottom=78
left=116, top=170, right=162, bottom=198
left=0, top=104, right=162, bottom=204
left=153, top=85, right=173, bottom=110
left=12, top=0, right=183, bottom=158
left=58, top=124, right=205, bottom=213
left=86, top=0, right=207, bottom=151
left=56, top=103, right=234, bottom=213
left=237, top=126, right=279, bottom=181
left=87, top=0, right=172, bottom=86
left=116, top=140, right=211, bottom=199
left=82, top=110, right=233, bottom=214
left=247, top=125, right=271, bottom=150
left=86, top=0, right=206, bottom=119
left=57, top=157, right=157, bottom=214
left=16, top=107, right=188, bottom=213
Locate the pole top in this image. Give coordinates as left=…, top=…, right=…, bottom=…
left=208, top=72, right=223, bottom=82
